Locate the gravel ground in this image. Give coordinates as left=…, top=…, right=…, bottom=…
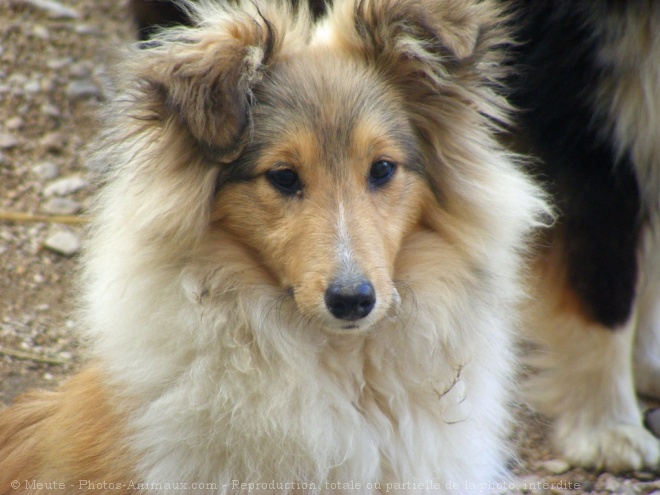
left=0, top=1, right=658, bottom=493
left=0, top=0, right=133, bottom=400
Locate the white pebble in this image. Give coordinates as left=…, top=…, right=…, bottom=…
left=24, top=0, right=79, bottom=19
left=43, top=176, right=88, bottom=196
left=42, top=197, right=81, bottom=215
left=44, top=230, right=81, bottom=257
left=66, top=80, right=100, bottom=101
left=6, top=117, right=24, bottom=130
left=33, top=161, right=60, bottom=180
left=540, top=459, right=571, bottom=474
left=24, top=79, right=41, bottom=94
left=40, top=132, right=66, bottom=151
left=0, top=133, right=19, bottom=149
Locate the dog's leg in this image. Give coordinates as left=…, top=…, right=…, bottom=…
left=526, top=296, right=660, bottom=471
left=635, top=291, right=660, bottom=400
left=635, top=239, right=660, bottom=400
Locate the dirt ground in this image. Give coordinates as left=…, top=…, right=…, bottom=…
left=0, top=0, right=659, bottom=493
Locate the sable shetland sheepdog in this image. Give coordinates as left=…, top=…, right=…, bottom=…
left=510, top=0, right=660, bottom=472
left=0, top=0, right=548, bottom=493
left=123, top=0, right=660, bottom=476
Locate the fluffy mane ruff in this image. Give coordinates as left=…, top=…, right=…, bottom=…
left=0, top=0, right=549, bottom=493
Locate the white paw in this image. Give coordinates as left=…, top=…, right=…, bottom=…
left=556, top=424, right=660, bottom=472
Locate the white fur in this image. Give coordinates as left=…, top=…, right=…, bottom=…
left=334, top=202, right=360, bottom=282
left=82, top=212, right=526, bottom=493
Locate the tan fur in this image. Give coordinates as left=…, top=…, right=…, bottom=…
left=530, top=232, right=594, bottom=325
left=0, top=368, right=137, bottom=494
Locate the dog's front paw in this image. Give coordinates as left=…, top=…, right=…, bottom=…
left=556, top=423, right=660, bottom=472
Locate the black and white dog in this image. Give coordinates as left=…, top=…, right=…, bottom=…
left=512, top=0, right=660, bottom=472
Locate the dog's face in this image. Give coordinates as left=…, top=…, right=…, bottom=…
left=120, top=0, right=527, bottom=335
left=213, top=54, right=428, bottom=331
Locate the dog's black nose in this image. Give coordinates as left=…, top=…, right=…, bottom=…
left=325, top=280, right=376, bottom=321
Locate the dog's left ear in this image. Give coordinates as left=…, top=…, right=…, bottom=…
left=129, top=8, right=278, bottom=161
left=356, top=0, right=480, bottom=61
left=327, top=0, right=513, bottom=201
left=332, top=0, right=507, bottom=79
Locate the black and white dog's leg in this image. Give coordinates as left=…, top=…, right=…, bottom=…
left=635, top=235, right=660, bottom=400
left=525, top=243, right=660, bottom=472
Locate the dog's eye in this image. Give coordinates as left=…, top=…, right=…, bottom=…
left=266, top=168, right=302, bottom=195
left=369, top=160, right=397, bottom=188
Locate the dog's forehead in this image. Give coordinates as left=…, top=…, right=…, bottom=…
left=250, top=52, right=414, bottom=165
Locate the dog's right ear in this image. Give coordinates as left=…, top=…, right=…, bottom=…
left=128, top=7, right=277, bottom=161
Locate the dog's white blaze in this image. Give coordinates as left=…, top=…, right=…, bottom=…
left=334, top=201, right=359, bottom=280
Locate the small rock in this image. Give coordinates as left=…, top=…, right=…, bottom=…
left=6, top=117, right=24, bottom=130
left=66, top=80, right=100, bottom=101
left=31, top=24, right=50, bottom=39
left=44, top=230, right=81, bottom=257
left=43, top=176, right=88, bottom=196
left=40, top=132, right=66, bottom=152
left=47, top=57, right=73, bottom=70
left=24, top=0, right=79, bottom=19
left=42, top=197, right=81, bottom=215
left=41, top=103, right=61, bottom=118
left=75, top=24, right=100, bottom=35
left=33, top=161, right=60, bottom=180
left=24, top=79, right=41, bottom=94
left=634, top=471, right=657, bottom=481
left=58, top=351, right=73, bottom=360
left=8, top=73, right=28, bottom=87
left=0, top=133, right=19, bottom=149
left=539, top=459, right=571, bottom=475
left=641, top=482, right=660, bottom=492
left=603, top=476, right=621, bottom=492
left=68, top=63, right=91, bottom=79
left=40, top=77, right=55, bottom=93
